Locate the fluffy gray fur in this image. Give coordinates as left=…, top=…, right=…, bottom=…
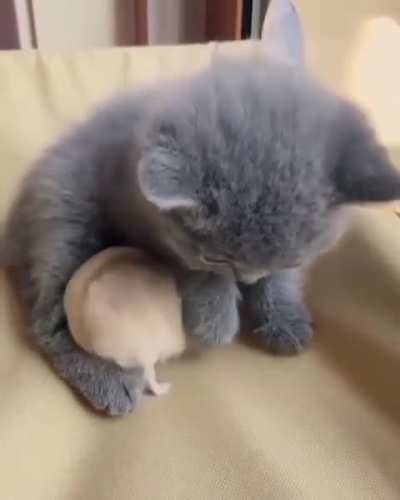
left=4, top=57, right=400, bottom=415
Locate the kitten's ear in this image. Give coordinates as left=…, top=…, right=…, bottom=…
left=334, top=104, right=400, bottom=205
left=262, top=0, right=305, bottom=66
left=138, top=148, right=197, bottom=210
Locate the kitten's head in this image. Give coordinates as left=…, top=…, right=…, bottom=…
left=138, top=58, right=400, bottom=283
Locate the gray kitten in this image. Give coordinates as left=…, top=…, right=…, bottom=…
left=4, top=57, right=400, bottom=415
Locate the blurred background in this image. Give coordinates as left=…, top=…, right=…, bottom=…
left=0, top=0, right=270, bottom=50
left=1, top=0, right=399, bottom=51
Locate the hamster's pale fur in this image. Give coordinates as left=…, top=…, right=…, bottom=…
left=64, top=247, right=186, bottom=396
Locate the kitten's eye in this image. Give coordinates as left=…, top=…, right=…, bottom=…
left=200, top=256, right=227, bottom=266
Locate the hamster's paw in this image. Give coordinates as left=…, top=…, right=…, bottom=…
left=147, top=381, right=171, bottom=396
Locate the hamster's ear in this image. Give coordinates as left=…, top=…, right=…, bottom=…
left=262, top=0, right=305, bottom=66
left=333, top=104, right=400, bottom=205
left=138, top=147, right=197, bottom=211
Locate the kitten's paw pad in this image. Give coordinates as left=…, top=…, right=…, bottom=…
left=54, top=352, right=145, bottom=416
left=255, top=312, right=314, bottom=355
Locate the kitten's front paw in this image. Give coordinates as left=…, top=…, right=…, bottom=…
left=183, top=297, right=240, bottom=347
left=255, top=304, right=314, bottom=355
left=53, top=351, right=145, bottom=416
left=182, top=273, right=240, bottom=347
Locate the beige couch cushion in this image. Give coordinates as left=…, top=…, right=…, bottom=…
left=0, top=24, right=400, bottom=500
